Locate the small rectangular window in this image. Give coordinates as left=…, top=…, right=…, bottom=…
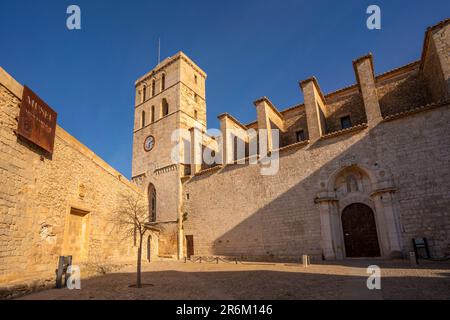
left=340, top=116, right=352, bottom=130
left=296, top=130, right=305, bottom=142
left=194, top=110, right=198, bottom=120
left=151, top=106, right=155, bottom=123
left=194, top=74, right=198, bottom=84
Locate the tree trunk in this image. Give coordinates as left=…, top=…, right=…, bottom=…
left=137, top=235, right=143, bottom=288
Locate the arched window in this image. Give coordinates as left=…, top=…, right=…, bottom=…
left=141, top=110, right=146, bottom=128
left=162, top=99, right=169, bottom=117
left=151, top=79, right=156, bottom=97
left=161, top=73, right=166, bottom=91
left=151, top=105, right=155, bottom=123
left=148, top=184, right=156, bottom=222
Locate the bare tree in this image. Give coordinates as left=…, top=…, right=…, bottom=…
left=111, top=191, right=149, bottom=288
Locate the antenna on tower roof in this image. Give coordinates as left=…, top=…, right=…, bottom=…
left=158, top=38, right=161, bottom=65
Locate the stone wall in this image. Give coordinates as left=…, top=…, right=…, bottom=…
left=422, top=20, right=450, bottom=101
left=0, top=68, right=142, bottom=293
left=183, top=103, right=450, bottom=261
left=376, top=64, right=431, bottom=117
left=279, top=106, right=309, bottom=147
left=325, top=88, right=367, bottom=133
left=131, top=52, right=210, bottom=260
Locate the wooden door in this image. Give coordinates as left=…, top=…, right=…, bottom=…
left=342, top=203, right=381, bottom=257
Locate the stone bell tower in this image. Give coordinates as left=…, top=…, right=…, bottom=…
left=131, top=52, right=207, bottom=259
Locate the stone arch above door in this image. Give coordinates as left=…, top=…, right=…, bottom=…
left=315, top=161, right=403, bottom=260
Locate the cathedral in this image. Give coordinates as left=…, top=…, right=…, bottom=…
left=0, top=19, right=449, bottom=296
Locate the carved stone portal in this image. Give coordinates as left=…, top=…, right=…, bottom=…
left=316, top=162, right=403, bottom=260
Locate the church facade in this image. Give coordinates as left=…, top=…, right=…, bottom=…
left=132, top=19, right=450, bottom=262
left=0, top=19, right=449, bottom=296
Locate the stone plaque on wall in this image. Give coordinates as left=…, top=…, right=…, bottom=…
left=18, top=86, right=57, bottom=153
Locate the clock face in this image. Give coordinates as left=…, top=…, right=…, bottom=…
left=144, top=135, right=155, bottom=152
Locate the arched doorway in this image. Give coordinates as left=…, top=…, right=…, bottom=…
left=161, top=98, right=169, bottom=117
left=342, top=203, right=381, bottom=257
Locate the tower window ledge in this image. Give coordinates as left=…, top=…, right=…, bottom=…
left=133, top=111, right=178, bottom=134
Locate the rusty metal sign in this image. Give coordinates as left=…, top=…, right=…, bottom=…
left=18, top=86, right=57, bottom=153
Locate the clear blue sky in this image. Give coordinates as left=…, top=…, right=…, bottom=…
left=0, top=1, right=448, bottom=178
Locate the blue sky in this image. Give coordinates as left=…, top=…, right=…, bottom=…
left=0, top=1, right=448, bottom=178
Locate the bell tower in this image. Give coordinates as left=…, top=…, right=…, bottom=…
left=131, top=52, right=207, bottom=259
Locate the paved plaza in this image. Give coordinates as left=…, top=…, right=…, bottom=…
left=19, top=259, right=450, bottom=300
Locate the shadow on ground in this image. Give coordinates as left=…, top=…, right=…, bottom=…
left=18, top=260, right=450, bottom=300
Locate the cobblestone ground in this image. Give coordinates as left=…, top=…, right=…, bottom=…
left=19, top=259, right=450, bottom=300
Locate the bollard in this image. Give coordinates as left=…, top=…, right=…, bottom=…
left=409, top=251, right=418, bottom=266
left=302, top=255, right=311, bottom=267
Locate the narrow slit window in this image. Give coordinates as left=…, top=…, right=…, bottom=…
left=142, top=86, right=147, bottom=102
left=148, top=184, right=156, bottom=222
